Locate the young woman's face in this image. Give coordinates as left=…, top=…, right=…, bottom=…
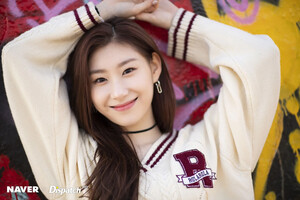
left=89, top=42, right=161, bottom=131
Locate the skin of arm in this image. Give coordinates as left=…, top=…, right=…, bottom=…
left=135, top=0, right=179, bottom=29
left=96, top=0, right=178, bottom=29
left=96, top=0, right=160, bottom=21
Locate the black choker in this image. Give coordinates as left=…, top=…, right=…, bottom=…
left=124, top=123, right=157, bottom=134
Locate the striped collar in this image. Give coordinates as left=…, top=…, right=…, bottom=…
left=141, top=130, right=178, bottom=172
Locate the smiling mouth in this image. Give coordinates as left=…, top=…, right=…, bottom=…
left=110, top=97, right=138, bottom=111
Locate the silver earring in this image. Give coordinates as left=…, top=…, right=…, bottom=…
left=155, top=80, right=162, bottom=94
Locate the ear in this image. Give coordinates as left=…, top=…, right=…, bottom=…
left=150, top=52, right=162, bottom=83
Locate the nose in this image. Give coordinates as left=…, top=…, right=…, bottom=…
left=110, top=79, right=128, bottom=100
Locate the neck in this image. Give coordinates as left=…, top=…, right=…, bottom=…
left=123, top=125, right=161, bottom=148
left=122, top=110, right=161, bottom=157
left=124, top=123, right=157, bottom=134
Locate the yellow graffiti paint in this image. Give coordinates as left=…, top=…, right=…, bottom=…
left=285, top=95, right=300, bottom=126
left=203, top=0, right=300, bottom=100
left=201, top=1, right=300, bottom=199
left=253, top=105, right=283, bottom=200
left=286, top=95, right=299, bottom=116
left=264, top=191, right=276, bottom=200
left=289, top=129, right=300, bottom=183
left=296, top=155, right=300, bottom=184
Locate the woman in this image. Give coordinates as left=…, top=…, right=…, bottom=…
left=2, top=0, right=280, bottom=199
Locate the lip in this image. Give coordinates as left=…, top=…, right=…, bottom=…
left=110, top=97, right=138, bottom=111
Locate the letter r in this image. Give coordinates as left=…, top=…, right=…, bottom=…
left=174, top=149, right=213, bottom=188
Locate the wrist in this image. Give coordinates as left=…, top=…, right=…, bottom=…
left=169, top=7, right=179, bottom=28
left=165, top=6, right=179, bottom=29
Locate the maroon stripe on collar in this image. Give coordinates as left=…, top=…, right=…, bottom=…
left=183, top=13, right=197, bottom=61
left=150, top=131, right=179, bottom=168
left=145, top=132, right=173, bottom=165
left=85, top=4, right=98, bottom=25
left=141, top=167, right=147, bottom=173
left=74, top=9, right=87, bottom=32
left=172, top=10, right=187, bottom=58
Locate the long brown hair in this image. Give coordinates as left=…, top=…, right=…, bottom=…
left=65, top=17, right=175, bottom=200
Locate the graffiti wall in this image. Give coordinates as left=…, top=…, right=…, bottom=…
left=0, top=0, right=299, bottom=199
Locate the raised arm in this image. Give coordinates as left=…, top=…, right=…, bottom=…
left=137, top=0, right=280, bottom=171
left=2, top=3, right=101, bottom=198
left=169, top=9, right=280, bottom=171
left=2, top=1, right=157, bottom=198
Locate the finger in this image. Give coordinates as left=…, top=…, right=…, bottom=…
left=145, top=0, right=159, bottom=13
left=144, top=5, right=157, bottom=13
left=132, top=0, right=158, bottom=15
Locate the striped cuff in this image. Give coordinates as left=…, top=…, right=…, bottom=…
left=168, top=9, right=198, bottom=61
left=73, top=2, right=102, bottom=32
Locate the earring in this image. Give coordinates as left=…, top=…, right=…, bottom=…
left=155, top=80, right=162, bottom=94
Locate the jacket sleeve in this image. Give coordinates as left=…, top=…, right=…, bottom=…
left=2, top=2, right=99, bottom=198
left=167, top=9, right=280, bottom=171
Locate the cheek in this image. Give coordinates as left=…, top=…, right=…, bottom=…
left=134, top=68, right=154, bottom=88
left=91, top=86, right=108, bottom=110
left=132, top=71, right=154, bottom=100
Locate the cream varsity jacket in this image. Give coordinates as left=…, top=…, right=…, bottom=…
left=2, top=2, right=280, bottom=200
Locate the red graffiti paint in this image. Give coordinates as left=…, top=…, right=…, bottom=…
left=189, top=99, right=216, bottom=125
left=0, top=0, right=82, bottom=44
left=0, top=155, right=40, bottom=200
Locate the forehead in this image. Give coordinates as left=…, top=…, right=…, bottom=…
left=89, top=42, right=147, bottom=71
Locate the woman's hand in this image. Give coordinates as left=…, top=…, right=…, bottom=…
left=135, top=0, right=179, bottom=29
left=96, top=0, right=158, bottom=21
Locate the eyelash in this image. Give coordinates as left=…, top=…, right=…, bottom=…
left=94, top=77, right=107, bottom=84
left=93, top=68, right=136, bottom=84
left=122, top=67, right=136, bottom=75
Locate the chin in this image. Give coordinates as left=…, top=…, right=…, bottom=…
left=109, top=117, right=139, bottom=128
left=117, top=120, right=138, bottom=129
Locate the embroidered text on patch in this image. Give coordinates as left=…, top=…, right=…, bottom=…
left=173, top=149, right=216, bottom=188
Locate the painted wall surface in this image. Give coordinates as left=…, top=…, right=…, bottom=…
left=0, top=0, right=299, bottom=199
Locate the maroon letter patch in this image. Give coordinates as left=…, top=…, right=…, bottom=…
left=173, top=149, right=216, bottom=188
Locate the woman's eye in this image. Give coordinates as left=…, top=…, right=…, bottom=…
left=94, top=77, right=107, bottom=84
left=123, top=68, right=135, bottom=75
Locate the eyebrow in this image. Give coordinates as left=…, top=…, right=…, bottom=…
left=90, top=58, right=137, bottom=75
